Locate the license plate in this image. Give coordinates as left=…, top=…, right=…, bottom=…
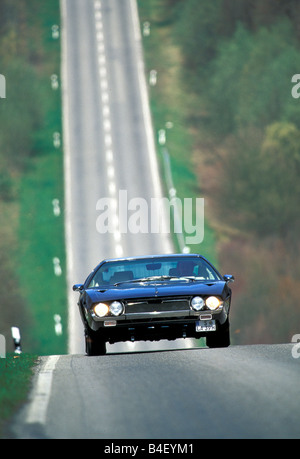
left=196, top=320, right=216, bottom=332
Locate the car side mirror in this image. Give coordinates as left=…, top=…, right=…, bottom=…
left=73, top=284, right=84, bottom=292
left=223, top=274, right=234, bottom=283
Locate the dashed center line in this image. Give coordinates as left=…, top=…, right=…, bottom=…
left=103, top=118, right=111, bottom=131
left=107, top=165, right=115, bottom=179
left=106, top=149, right=113, bottom=163
left=100, top=79, right=108, bottom=91
left=94, top=0, right=123, bottom=258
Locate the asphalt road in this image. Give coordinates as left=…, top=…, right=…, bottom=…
left=9, top=0, right=300, bottom=440
left=61, top=0, right=174, bottom=354
left=12, top=344, right=300, bottom=439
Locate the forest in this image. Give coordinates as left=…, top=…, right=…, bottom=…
left=157, top=0, right=300, bottom=343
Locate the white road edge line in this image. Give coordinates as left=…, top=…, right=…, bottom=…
left=60, top=0, right=77, bottom=355
left=26, top=356, right=60, bottom=425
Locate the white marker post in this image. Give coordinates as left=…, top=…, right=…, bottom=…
left=54, top=315, right=63, bottom=336
left=51, top=24, right=60, bottom=39
left=52, top=198, right=61, bottom=217
left=149, top=70, right=157, bottom=86
left=53, top=132, right=61, bottom=148
left=158, top=129, right=166, bottom=146
left=142, top=21, right=151, bottom=37
left=11, top=327, right=22, bottom=354
left=0, top=334, right=5, bottom=358
left=0, top=74, right=6, bottom=99
left=53, top=257, right=62, bottom=276
left=51, top=74, right=59, bottom=90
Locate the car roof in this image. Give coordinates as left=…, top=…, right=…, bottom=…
left=101, top=253, right=205, bottom=263
left=91, top=254, right=211, bottom=272
left=86, top=253, right=221, bottom=284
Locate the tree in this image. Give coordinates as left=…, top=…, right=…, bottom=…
left=175, top=0, right=222, bottom=86
left=205, top=19, right=300, bottom=137
left=221, top=122, right=300, bottom=238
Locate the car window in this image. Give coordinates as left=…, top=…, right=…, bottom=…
left=87, top=257, right=221, bottom=288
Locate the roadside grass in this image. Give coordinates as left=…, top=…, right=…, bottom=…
left=0, top=353, right=38, bottom=437
left=138, top=0, right=218, bottom=265
left=8, top=0, right=67, bottom=355
left=17, top=150, right=67, bottom=356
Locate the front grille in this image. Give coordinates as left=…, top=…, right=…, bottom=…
left=125, top=298, right=190, bottom=314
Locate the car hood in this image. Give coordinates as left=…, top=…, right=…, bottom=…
left=85, top=280, right=228, bottom=306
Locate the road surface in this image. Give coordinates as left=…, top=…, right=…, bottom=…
left=12, top=344, right=300, bottom=439
left=61, top=0, right=175, bottom=354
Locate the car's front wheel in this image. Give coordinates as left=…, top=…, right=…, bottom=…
left=206, top=320, right=230, bottom=348
left=85, top=329, right=107, bottom=356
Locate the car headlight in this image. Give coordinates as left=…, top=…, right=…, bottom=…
left=191, top=296, right=205, bottom=311
left=93, top=303, right=109, bottom=317
left=206, top=296, right=222, bottom=311
left=109, top=301, right=123, bottom=316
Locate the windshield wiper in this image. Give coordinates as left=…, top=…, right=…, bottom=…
left=114, top=276, right=164, bottom=286
left=113, top=275, right=196, bottom=286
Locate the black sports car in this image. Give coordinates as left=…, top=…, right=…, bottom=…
left=73, top=254, right=234, bottom=355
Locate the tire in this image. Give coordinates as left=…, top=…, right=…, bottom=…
left=206, top=320, right=230, bottom=348
left=85, top=329, right=107, bottom=356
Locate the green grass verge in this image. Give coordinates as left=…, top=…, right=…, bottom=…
left=17, top=151, right=67, bottom=355
left=0, top=353, right=38, bottom=437
left=138, top=0, right=218, bottom=266
left=15, top=0, right=67, bottom=356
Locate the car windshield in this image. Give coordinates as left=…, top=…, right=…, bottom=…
left=87, top=256, right=222, bottom=288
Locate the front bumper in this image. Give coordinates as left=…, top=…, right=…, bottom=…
left=86, top=307, right=229, bottom=344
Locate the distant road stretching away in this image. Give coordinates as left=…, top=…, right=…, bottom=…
left=62, top=0, right=175, bottom=354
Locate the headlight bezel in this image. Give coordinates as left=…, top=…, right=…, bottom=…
left=109, top=300, right=124, bottom=317
left=190, top=296, right=205, bottom=311
left=205, top=296, right=222, bottom=311
left=93, top=302, right=109, bottom=318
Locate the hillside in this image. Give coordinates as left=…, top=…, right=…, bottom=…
left=139, top=0, right=300, bottom=344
